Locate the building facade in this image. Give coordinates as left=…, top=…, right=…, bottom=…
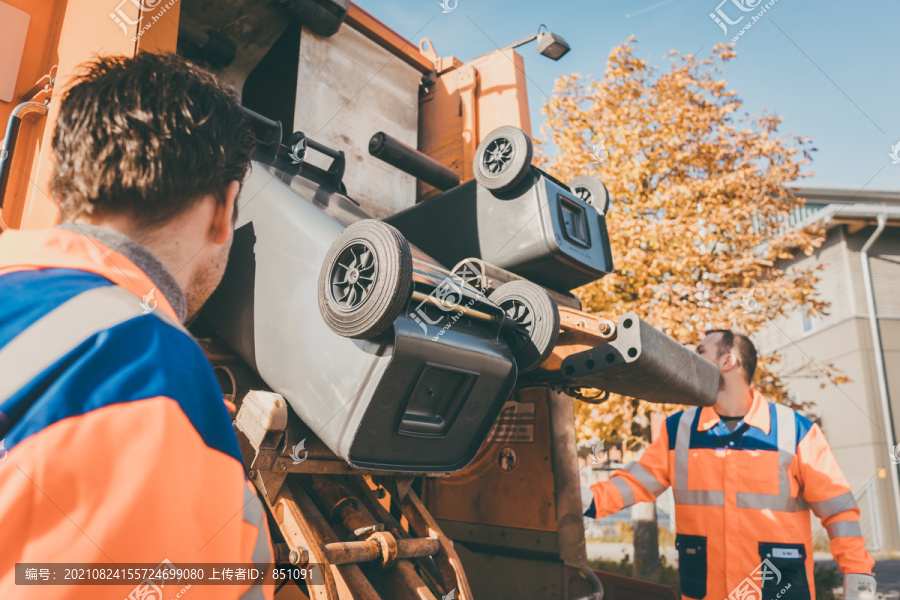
left=754, top=186, right=900, bottom=553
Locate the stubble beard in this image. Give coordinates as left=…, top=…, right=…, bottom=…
left=184, top=237, right=231, bottom=322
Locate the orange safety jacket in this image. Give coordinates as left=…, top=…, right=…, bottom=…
left=0, top=225, right=273, bottom=599
left=587, top=389, right=874, bottom=600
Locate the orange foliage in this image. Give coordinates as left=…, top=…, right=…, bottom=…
left=536, top=39, right=838, bottom=444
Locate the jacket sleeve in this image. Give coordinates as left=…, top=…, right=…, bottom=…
left=0, top=396, right=274, bottom=599
left=797, top=423, right=874, bottom=575
left=588, top=422, right=671, bottom=518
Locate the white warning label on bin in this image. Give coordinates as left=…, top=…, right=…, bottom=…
left=497, top=401, right=535, bottom=422
left=489, top=423, right=535, bottom=443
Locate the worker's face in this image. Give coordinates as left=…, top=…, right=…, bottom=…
left=695, top=333, right=721, bottom=363
left=185, top=226, right=233, bottom=320
left=695, top=332, right=728, bottom=390
left=183, top=182, right=239, bottom=320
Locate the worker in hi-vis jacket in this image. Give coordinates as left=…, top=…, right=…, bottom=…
left=585, top=330, right=875, bottom=600
left=0, top=54, right=272, bottom=599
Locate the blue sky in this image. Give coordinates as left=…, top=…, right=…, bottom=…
left=355, top=0, right=900, bottom=191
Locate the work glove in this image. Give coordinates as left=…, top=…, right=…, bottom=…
left=843, top=574, right=876, bottom=600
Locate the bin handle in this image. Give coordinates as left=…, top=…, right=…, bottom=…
left=574, top=563, right=604, bottom=600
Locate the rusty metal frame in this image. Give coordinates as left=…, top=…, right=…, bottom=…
left=229, top=382, right=474, bottom=599
left=538, top=305, right=616, bottom=374
left=377, top=477, right=474, bottom=600
left=345, top=3, right=434, bottom=73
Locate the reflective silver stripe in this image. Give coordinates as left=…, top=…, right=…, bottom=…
left=242, top=485, right=272, bottom=599
left=736, top=403, right=808, bottom=512
left=673, top=407, right=724, bottom=506
left=612, top=477, right=635, bottom=508
left=736, top=493, right=808, bottom=512
left=673, top=407, right=697, bottom=492
left=243, top=485, right=272, bottom=563
left=624, top=461, right=667, bottom=497
left=826, top=520, right=863, bottom=538
left=0, top=285, right=184, bottom=405
left=681, top=490, right=726, bottom=507
left=810, top=492, right=858, bottom=518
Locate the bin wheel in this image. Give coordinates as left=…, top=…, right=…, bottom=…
left=318, top=219, right=413, bottom=339
left=489, top=281, right=559, bottom=372
left=474, top=126, right=533, bottom=193
left=568, top=176, right=610, bottom=216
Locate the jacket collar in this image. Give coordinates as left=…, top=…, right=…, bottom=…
left=696, top=388, right=770, bottom=435
left=57, top=224, right=187, bottom=322
left=0, top=225, right=186, bottom=322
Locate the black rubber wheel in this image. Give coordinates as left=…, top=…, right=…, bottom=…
left=568, top=176, right=611, bottom=216
left=318, top=220, right=413, bottom=339
left=489, top=281, right=560, bottom=372
left=474, top=126, right=533, bottom=193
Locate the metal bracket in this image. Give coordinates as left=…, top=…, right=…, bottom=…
left=235, top=390, right=289, bottom=499
left=559, top=311, right=720, bottom=406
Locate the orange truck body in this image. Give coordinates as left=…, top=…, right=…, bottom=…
left=0, top=0, right=531, bottom=229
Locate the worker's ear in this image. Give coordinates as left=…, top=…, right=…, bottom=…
left=210, top=180, right=241, bottom=244
left=720, top=351, right=738, bottom=372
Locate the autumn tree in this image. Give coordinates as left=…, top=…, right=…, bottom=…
left=537, top=39, right=831, bottom=580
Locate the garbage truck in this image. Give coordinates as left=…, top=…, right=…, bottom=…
left=0, top=1, right=720, bottom=597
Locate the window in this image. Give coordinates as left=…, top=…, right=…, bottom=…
left=801, top=304, right=813, bottom=333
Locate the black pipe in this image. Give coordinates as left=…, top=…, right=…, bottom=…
left=179, top=19, right=236, bottom=68
left=0, top=102, right=49, bottom=211
left=0, top=119, right=21, bottom=210
left=240, top=106, right=282, bottom=164
left=277, top=0, right=349, bottom=37
left=368, top=132, right=459, bottom=191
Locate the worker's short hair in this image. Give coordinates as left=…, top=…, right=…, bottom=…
left=50, top=53, right=253, bottom=226
left=706, top=330, right=757, bottom=385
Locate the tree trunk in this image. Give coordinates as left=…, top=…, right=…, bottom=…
left=632, top=501, right=661, bottom=582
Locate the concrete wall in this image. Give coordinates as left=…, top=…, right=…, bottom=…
left=294, top=24, right=422, bottom=218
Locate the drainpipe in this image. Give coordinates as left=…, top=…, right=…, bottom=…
left=859, top=212, right=900, bottom=545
